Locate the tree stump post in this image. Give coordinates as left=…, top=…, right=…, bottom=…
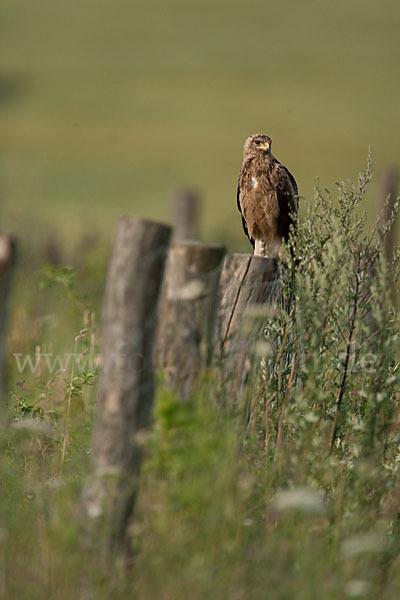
left=214, top=253, right=281, bottom=399
left=0, top=234, right=16, bottom=404
left=82, top=216, right=171, bottom=550
left=171, top=188, right=200, bottom=241
left=155, top=241, right=226, bottom=399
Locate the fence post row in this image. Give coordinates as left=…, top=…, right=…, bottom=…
left=82, top=216, right=171, bottom=550
left=82, top=214, right=283, bottom=552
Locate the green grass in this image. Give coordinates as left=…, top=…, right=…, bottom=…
left=1, top=0, right=400, bottom=249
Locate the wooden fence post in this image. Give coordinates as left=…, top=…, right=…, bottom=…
left=155, top=241, right=225, bottom=399
left=379, top=168, right=398, bottom=261
left=82, top=216, right=171, bottom=550
left=171, top=188, right=200, bottom=241
left=0, top=234, right=16, bottom=403
left=214, top=253, right=281, bottom=397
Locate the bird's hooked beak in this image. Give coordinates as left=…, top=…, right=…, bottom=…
left=258, top=142, right=270, bottom=152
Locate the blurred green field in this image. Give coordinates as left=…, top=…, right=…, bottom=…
left=2, top=7, right=400, bottom=595
left=1, top=0, right=400, bottom=251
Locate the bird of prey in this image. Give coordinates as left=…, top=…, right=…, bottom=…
left=237, top=134, right=298, bottom=258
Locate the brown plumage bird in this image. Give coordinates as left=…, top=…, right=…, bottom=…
left=237, top=134, right=298, bottom=257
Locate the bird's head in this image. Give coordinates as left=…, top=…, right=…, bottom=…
left=243, top=134, right=272, bottom=158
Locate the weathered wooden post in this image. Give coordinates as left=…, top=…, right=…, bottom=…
left=82, top=216, right=171, bottom=550
left=0, top=234, right=16, bottom=403
left=171, top=188, right=200, bottom=241
left=379, top=168, right=398, bottom=261
left=214, top=253, right=281, bottom=397
left=155, top=241, right=225, bottom=399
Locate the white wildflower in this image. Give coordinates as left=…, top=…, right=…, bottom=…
left=341, top=532, right=385, bottom=559
left=345, top=579, right=370, bottom=597
left=272, top=487, right=325, bottom=515
left=12, top=418, right=53, bottom=437
left=176, top=280, right=205, bottom=300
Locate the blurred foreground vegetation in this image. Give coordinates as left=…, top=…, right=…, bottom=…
left=1, top=159, right=400, bottom=598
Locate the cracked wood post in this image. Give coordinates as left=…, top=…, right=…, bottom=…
left=214, top=253, right=281, bottom=397
left=0, top=234, right=16, bottom=404
left=155, top=240, right=226, bottom=399
left=171, top=188, right=201, bottom=241
left=82, top=216, right=171, bottom=550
